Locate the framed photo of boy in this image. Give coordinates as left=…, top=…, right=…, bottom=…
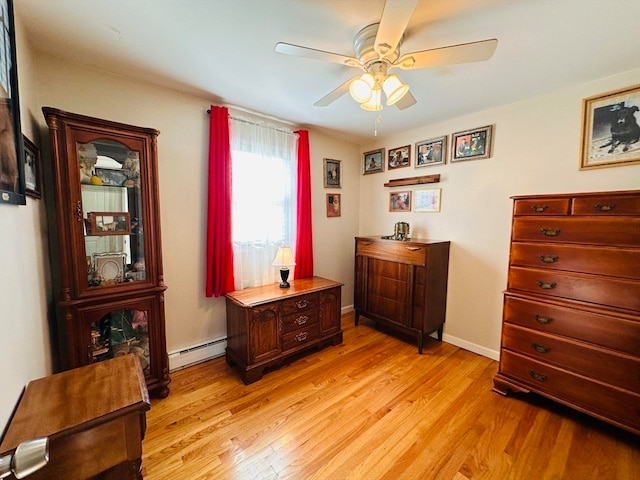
left=416, top=136, right=446, bottom=167
left=23, top=135, right=42, bottom=199
left=451, top=125, right=493, bottom=162
left=323, top=158, right=342, bottom=188
left=389, top=191, right=411, bottom=212
left=363, top=148, right=384, bottom=174
left=579, top=84, right=640, bottom=170
left=388, top=145, right=411, bottom=169
left=326, top=193, right=341, bottom=217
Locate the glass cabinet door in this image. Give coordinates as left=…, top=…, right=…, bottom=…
left=78, top=139, right=147, bottom=289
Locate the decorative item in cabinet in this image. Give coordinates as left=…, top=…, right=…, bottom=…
left=493, top=190, right=640, bottom=435
left=43, top=107, right=170, bottom=398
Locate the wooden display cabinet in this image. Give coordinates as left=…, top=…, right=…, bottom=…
left=43, top=107, right=170, bottom=397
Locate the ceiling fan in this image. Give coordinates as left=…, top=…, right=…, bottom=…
left=275, top=0, right=497, bottom=111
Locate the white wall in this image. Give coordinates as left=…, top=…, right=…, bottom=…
left=360, top=68, right=640, bottom=359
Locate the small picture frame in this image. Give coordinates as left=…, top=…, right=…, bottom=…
left=363, top=148, right=385, bottom=174
left=451, top=125, right=493, bottom=162
left=323, top=158, right=342, bottom=188
left=389, top=191, right=411, bottom=212
left=326, top=193, right=341, bottom=217
left=580, top=84, right=640, bottom=170
left=388, top=145, right=411, bottom=169
left=23, top=135, right=42, bottom=199
left=416, top=136, right=446, bottom=168
left=95, top=167, right=128, bottom=186
left=86, top=212, right=131, bottom=235
left=414, top=188, right=442, bottom=212
left=93, top=252, right=126, bottom=286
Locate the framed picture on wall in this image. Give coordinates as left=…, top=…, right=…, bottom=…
left=414, top=188, right=442, bottom=212
left=416, top=136, right=446, bottom=167
left=326, top=193, right=341, bottom=217
left=0, top=0, right=26, bottom=205
left=363, top=148, right=384, bottom=174
left=23, top=135, right=42, bottom=199
left=388, top=145, right=411, bottom=169
left=323, top=158, right=342, bottom=188
left=451, top=125, right=493, bottom=162
left=389, top=191, right=411, bottom=212
left=579, top=84, right=640, bottom=170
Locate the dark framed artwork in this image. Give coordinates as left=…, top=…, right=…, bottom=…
left=451, top=125, right=493, bottom=162
left=86, top=212, right=131, bottom=236
left=323, top=158, right=342, bottom=188
left=326, top=193, right=341, bottom=217
left=0, top=0, right=26, bottom=205
left=416, top=136, right=446, bottom=167
left=389, top=190, right=411, bottom=212
left=580, top=84, right=640, bottom=170
left=23, top=135, right=41, bottom=199
left=388, top=145, right=411, bottom=169
left=363, top=148, right=384, bottom=174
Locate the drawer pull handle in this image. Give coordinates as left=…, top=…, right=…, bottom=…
left=538, top=254, right=559, bottom=264
left=295, top=332, right=309, bottom=342
left=361, top=241, right=373, bottom=246
left=294, top=315, right=308, bottom=325
left=531, top=205, right=548, bottom=212
left=534, top=314, right=553, bottom=325
left=405, top=247, right=421, bottom=251
left=594, top=204, right=615, bottom=212
left=528, top=370, right=548, bottom=382
left=540, top=228, right=561, bottom=237
left=536, top=280, right=557, bottom=289
left=295, top=300, right=309, bottom=309
left=531, top=342, right=551, bottom=354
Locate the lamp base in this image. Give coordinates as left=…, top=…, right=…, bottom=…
left=279, top=267, right=290, bottom=288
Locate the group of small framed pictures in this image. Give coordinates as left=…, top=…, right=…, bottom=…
left=389, top=188, right=441, bottom=213
left=323, top=158, right=342, bottom=217
left=363, top=124, right=494, bottom=175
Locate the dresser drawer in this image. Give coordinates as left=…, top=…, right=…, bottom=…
left=282, top=323, right=320, bottom=351
left=512, top=217, right=640, bottom=247
left=509, top=243, right=640, bottom=280
left=508, top=266, right=640, bottom=312
left=281, top=293, right=319, bottom=315
left=356, top=239, right=427, bottom=266
left=514, top=198, right=570, bottom=216
left=503, top=295, right=640, bottom=355
left=282, top=310, right=319, bottom=334
left=572, top=194, right=640, bottom=216
left=499, top=350, right=640, bottom=430
left=502, top=323, right=640, bottom=393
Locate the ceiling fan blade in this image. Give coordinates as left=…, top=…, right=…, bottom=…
left=375, top=0, right=419, bottom=56
left=394, top=90, right=417, bottom=110
left=275, top=42, right=361, bottom=67
left=314, top=77, right=358, bottom=107
left=394, top=39, right=498, bottom=70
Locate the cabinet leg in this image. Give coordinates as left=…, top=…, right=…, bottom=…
left=437, top=325, right=443, bottom=341
left=417, top=333, right=423, bottom=354
left=355, top=311, right=360, bottom=326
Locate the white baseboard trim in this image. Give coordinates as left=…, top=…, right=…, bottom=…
left=168, top=337, right=227, bottom=372
left=440, top=333, right=500, bottom=361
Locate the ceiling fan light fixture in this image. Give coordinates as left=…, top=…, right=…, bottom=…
left=360, top=88, right=382, bottom=111
left=349, top=73, right=375, bottom=103
left=383, top=74, right=409, bottom=105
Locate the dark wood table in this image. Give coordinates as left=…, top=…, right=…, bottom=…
left=0, top=354, right=150, bottom=479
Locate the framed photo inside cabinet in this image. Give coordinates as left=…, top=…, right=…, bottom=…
left=326, top=193, right=341, bottom=217
left=451, top=125, right=493, bottom=162
left=93, top=252, right=126, bottom=285
left=86, top=212, right=131, bottom=235
left=580, top=84, right=640, bottom=170
left=363, top=148, right=384, bottom=174
left=389, top=191, right=411, bottom=212
left=416, top=136, right=446, bottom=167
left=414, top=188, right=442, bottom=212
left=23, top=135, right=42, bottom=199
left=323, top=158, right=342, bottom=188
left=388, top=145, right=411, bottom=169
left=0, top=0, right=26, bottom=205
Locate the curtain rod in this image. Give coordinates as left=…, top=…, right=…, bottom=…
left=207, top=109, right=298, bottom=137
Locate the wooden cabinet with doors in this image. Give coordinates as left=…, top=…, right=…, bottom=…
left=43, top=107, right=170, bottom=397
left=354, top=236, right=451, bottom=353
left=493, top=190, right=640, bottom=435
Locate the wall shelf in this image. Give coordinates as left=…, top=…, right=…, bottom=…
left=384, top=174, right=441, bottom=187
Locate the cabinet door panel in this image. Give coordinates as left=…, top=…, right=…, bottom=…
left=249, top=306, right=281, bottom=363
left=319, top=287, right=341, bottom=335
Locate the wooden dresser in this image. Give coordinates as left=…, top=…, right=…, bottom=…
left=225, top=276, right=343, bottom=384
left=0, top=354, right=150, bottom=479
left=354, top=236, right=450, bottom=353
left=493, top=190, right=640, bottom=435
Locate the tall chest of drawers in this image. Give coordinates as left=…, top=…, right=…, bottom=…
left=493, top=190, right=640, bottom=434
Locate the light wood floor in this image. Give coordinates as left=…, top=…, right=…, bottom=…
left=142, top=313, right=639, bottom=479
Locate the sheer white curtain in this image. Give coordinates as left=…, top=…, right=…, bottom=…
left=230, top=116, right=297, bottom=289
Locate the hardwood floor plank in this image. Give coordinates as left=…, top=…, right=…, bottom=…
left=142, top=313, right=640, bottom=479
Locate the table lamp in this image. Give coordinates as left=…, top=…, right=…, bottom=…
left=272, top=246, right=296, bottom=288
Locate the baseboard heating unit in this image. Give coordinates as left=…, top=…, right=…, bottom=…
left=168, top=337, right=227, bottom=371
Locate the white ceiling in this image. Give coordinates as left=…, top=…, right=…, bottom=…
left=15, top=0, right=640, bottom=143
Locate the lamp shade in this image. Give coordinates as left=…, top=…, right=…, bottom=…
left=349, top=73, right=374, bottom=103
left=272, top=246, right=296, bottom=267
left=383, top=74, right=409, bottom=105
left=360, top=88, right=383, bottom=111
